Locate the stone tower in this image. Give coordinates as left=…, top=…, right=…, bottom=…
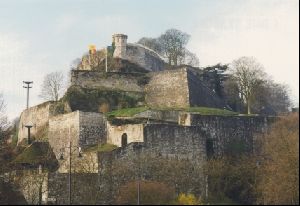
left=112, top=34, right=128, bottom=59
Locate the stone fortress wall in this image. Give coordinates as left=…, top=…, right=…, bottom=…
left=16, top=32, right=280, bottom=205
left=48, top=111, right=106, bottom=173
left=185, top=115, right=276, bottom=155
left=126, top=43, right=166, bottom=72
left=145, top=68, right=190, bottom=108
left=106, top=122, right=144, bottom=147
left=18, top=101, right=55, bottom=144
left=71, top=70, right=144, bottom=92
left=144, top=67, right=227, bottom=109
left=112, top=34, right=166, bottom=72
left=187, top=69, right=227, bottom=108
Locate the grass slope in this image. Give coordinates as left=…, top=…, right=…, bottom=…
left=107, top=106, right=238, bottom=117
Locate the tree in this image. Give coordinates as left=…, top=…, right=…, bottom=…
left=158, top=28, right=190, bottom=66
left=0, top=94, right=8, bottom=141
left=204, top=156, right=257, bottom=204
left=115, top=180, right=175, bottom=205
left=179, top=49, right=200, bottom=67
left=138, top=29, right=199, bottom=67
left=257, top=113, right=299, bottom=205
left=176, top=193, right=203, bottom=205
left=229, top=57, right=266, bottom=114
left=253, top=80, right=291, bottom=114
left=39, top=71, right=65, bottom=101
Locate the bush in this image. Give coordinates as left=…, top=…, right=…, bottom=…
left=115, top=180, right=175, bottom=205
left=176, top=193, right=202, bottom=205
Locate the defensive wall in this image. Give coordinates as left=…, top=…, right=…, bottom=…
left=48, top=111, right=106, bottom=173
left=18, top=101, right=55, bottom=144
left=125, top=43, right=166, bottom=72
left=70, top=70, right=145, bottom=92
left=179, top=114, right=276, bottom=155
left=144, top=67, right=227, bottom=109
left=145, top=68, right=190, bottom=108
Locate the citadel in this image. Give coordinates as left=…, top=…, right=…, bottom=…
left=15, top=34, right=275, bottom=204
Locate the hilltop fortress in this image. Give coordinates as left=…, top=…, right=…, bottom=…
left=16, top=34, right=275, bottom=204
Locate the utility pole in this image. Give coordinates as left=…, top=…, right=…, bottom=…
left=23, top=81, right=33, bottom=109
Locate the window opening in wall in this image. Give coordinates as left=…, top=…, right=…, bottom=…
left=121, top=133, right=128, bottom=147
left=206, top=139, right=214, bottom=158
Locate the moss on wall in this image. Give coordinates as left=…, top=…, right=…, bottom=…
left=63, top=86, right=145, bottom=113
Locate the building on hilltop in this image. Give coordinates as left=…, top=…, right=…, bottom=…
left=15, top=33, right=278, bottom=204
left=78, top=33, right=166, bottom=72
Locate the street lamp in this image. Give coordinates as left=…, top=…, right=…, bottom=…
left=59, top=143, right=82, bottom=205
left=24, top=124, right=33, bottom=144
left=23, top=81, right=33, bottom=109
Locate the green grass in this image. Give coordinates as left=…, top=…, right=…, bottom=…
left=106, top=107, right=149, bottom=117
left=84, top=143, right=118, bottom=153
left=13, top=142, right=55, bottom=165
left=107, top=106, right=238, bottom=118
left=148, top=106, right=238, bottom=116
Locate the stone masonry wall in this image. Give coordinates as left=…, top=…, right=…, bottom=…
left=48, top=111, right=79, bottom=173
left=97, top=124, right=208, bottom=204
left=107, top=122, right=144, bottom=147
left=18, top=101, right=55, bottom=144
left=126, top=44, right=165, bottom=72
left=187, top=115, right=276, bottom=156
left=145, top=69, right=190, bottom=108
left=71, top=70, right=144, bottom=92
left=187, top=69, right=227, bottom=109
left=78, top=111, right=107, bottom=147
left=48, top=111, right=106, bottom=173
left=143, top=124, right=207, bottom=162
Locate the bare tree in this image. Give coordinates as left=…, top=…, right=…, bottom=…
left=138, top=29, right=200, bottom=67
left=253, top=80, right=292, bottom=114
left=158, top=29, right=190, bottom=66
left=229, top=57, right=266, bottom=114
left=0, top=94, right=8, bottom=140
left=257, top=114, right=299, bottom=205
left=39, top=71, right=65, bottom=101
left=179, top=49, right=200, bottom=67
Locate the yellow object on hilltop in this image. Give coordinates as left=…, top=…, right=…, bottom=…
left=89, top=45, right=96, bottom=54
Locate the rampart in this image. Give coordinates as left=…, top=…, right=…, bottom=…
left=71, top=70, right=145, bottom=92
left=48, top=111, right=106, bottom=173
left=18, top=101, right=55, bottom=144
left=107, top=122, right=144, bottom=147
left=126, top=43, right=166, bottom=72
left=187, top=69, right=227, bottom=108
left=145, top=69, right=190, bottom=108
left=179, top=114, right=276, bottom=155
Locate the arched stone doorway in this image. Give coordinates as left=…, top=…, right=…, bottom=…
left=121, top=133, right=128, bottom=147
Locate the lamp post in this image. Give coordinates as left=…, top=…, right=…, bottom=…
left=23, top=81, right=33, bottom=109
left=24, top=124, right=33, bottom=144
left=59, top=142, right=82, bottom=205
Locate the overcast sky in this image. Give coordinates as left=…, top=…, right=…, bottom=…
left=0, top=0, right=299, bottom=120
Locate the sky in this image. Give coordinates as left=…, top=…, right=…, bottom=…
left=0, top=0, right=299, bottom=120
